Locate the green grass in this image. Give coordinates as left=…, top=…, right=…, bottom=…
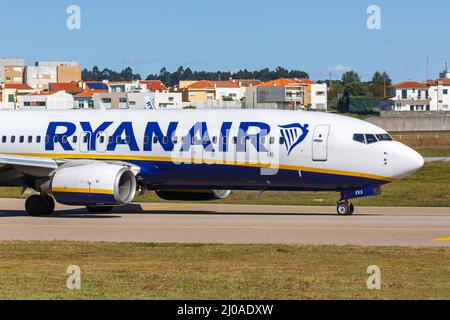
left=1, top=162, right=450, bottom=207
left=416, top=147, right=450, bottom=157
left=0, top=241, right=448, bottom=299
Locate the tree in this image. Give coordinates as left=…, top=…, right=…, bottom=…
left=341, top=70, right=361, bottom=86
left=370, top=71, right=392, bottom=98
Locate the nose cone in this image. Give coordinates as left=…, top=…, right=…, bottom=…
left=394, top=144, right=424, bottom=178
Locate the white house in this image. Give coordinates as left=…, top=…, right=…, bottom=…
left=127, top=92, right=182, bottom=109
left=22, top=91, right=74, bottom=110
left=310, top=83, right=327, bottom=111
left=381, top=81, right=431, bottom=111
left=427, top=79, right=450, bottom=111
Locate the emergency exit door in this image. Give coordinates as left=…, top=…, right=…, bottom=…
left=312, top=125, right=330, bottom=161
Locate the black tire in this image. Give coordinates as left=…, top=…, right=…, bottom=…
left=349, top=202, right=354, bottom=214
left=25, top=195, right=53, bottom=216
left=86, top=206, right=114, bottom=213
left=337, top=201, right=351, bottom=215
left=45, top=195, right=55, bottom=213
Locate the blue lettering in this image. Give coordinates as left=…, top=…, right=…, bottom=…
left=143, top=122, right=178, bottom=151
left=237, top=122, right=270, bottom=152
left=107, top=122, right=139, bottom=151
left=45, top=122, right=76, bottom=151
left=180, top=122, right=214, bottom=152
left=80, top=121, right=113, bottom=151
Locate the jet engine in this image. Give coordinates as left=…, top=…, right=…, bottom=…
left=44, top=163, right=137, bottom=206
left=155, top=189, right=231, bottom=201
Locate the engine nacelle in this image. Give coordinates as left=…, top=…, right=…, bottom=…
left=48, top=163, right=137, bottom=206
left=155, top=189, right=231, bottom=201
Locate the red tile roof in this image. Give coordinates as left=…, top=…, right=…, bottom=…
left=230, top=79, right=261, bottom=87
left=390, top=81, right=428, bottom=89
left=186, top=80, right=240, bottom=89
left=49, top=82, right=83, bottom=92
left=4, top=83, right=32, bottom=90
left=29, top=91, right=58, bottom=96
left=74, top=89, right=106, bottom=98
left=139, top=80, right=168, bottom=91
left=186, top=80, right=216, bottom=89
left=426, top=78, right=450, bottom=86
left=256, top=78, right=315, bottom=87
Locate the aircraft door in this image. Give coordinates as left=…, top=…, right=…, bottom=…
left=312, top=125, right=330, bottom=161
left=95, top=131, right=109, bottom=153
left=79, top=132, right=91, bottom=153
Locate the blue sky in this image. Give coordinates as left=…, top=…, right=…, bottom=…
left=1, top=0, right=449, bottom=82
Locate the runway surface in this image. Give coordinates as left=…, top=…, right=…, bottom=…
left=0, top=198, right=449, bottom=246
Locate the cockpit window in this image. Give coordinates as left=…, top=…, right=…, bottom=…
left=365, top=134, right=378, bottom=144
left=376, top=134, right=393, bottom=141
left=353, top=134, right=365, bottom=144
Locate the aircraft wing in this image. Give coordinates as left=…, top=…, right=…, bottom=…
left=0, top=154, right=140, bottom=182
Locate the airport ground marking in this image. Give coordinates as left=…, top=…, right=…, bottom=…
left=433, top=236, right=450, bottom=241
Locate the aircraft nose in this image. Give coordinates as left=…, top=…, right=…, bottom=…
left=394, top=144, right=424, bottom=178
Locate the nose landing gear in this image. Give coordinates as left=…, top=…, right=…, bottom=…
left=337, top=200, right=354, bottom=215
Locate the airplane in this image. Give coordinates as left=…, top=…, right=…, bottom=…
left=0, top=109, right=424, bottom=216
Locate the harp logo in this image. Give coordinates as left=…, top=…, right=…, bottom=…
left=279, top=123, right=309, bottom=155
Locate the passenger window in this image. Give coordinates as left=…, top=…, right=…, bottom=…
left=279, top=137, right=285, bottom=144
left=83, top=135, right=89, bottom=143
left=99, top=136, right=105, bottom=144
left=73, top=136, right=78, bottom=144
left=54, top=136, right=60, bottom=143
left=11, top=136, right=15, bottom=143
left=212, top=136, right=217, bottom=144
left=62, top=136, right=68, bottom=144
left=2, top=136, right=6, bottom=143
left=162, top=136, right=168, bottom=144
left=108, top=136, right=113, bottom=144
left=353, top=134, right=365, bottom=144
left=365, top=134, right=378, bottom=144
left=144, top=136, right=149, bottom=144
left=182, top=137, right=187, bottom=143
left=260, top=137, right=266, bottom=144
left=36, top=136, right=41, bottom=143
left=232, top=137, right=237, bottom=144
left=172, top=136, right=178, bottom=144
left=45, top=136, right=50, bottom=143
left=269, top=137, right=275, bottom=144
left=125, top=136, right=130, bottom=144
left=28, top=136, right=33, bottom=143
left=116, top=136, right=121, bottom=143
left=153, top=136, right=158, bottom=144
left=19, top=136, right=24, bottom=143
left=222, top=136, right=227, bottom=144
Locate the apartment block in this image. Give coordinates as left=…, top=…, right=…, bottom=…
left=26, top=61, right=81, bottom=90
left=0, top=58, right=26, bottom=84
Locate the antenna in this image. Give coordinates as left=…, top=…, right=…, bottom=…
left=426, top=55, right=429, bottom=81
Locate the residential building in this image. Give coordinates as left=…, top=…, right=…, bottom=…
left=93, top=92, right=128, bottom=109
left=74, top=90, right=106, bottom=109
left=138, top=80, right=168, bottom=92
left=0, top=58, right=26, bottom=84
left=26, top=61, right=81, bottom=90
left=182, top=80, right=216, bottom=102
left=230, top=79, right=261, bottom=101
left=310, top=83, right=328, bottom=111
left=427, top=78, right=450, bottom=111
left=214, top=81, right=241, bottom=101
left=1, top=83, right=33, bottom=105
left=245, top=78, right=307, bottom=110
left=107, top=81, right=147, bottom=93
left=127, top=92, right=182, bottom=109
left=381, top=81, right=436, bottom=111
left=22, top=91, right=74, bottom=109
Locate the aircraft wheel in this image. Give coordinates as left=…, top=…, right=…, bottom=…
left=45, top=195, right=55, bottom=213
left=25, top=195, right=54, bottom=216
left=86, top=206, right=114, bottom=213
left=337, top=201, right=352, bottom=216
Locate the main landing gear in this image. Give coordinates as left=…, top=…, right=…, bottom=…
left=25, top=194, right=55, bottom=216
left=336, top=200, right=354, bottom=216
